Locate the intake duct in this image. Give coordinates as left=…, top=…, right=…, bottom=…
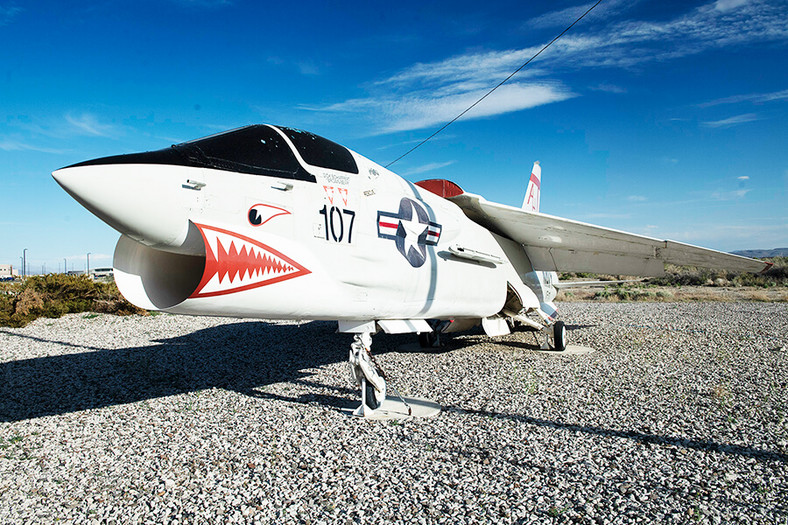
left=113, top=234, right=205, bottom=310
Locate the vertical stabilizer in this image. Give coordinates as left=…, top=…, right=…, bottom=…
left=522, top=161, right=541, bottom=213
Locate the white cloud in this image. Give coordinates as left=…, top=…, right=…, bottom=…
left=522, top=0, right=788, bottom=70
left=527, top=0, right=636, bottom=30
left=382, top=83, right=575, bottom=133
left=737, top=175, right=750, bottom=180
left=65, top=113, right=117, bottom=137
left=0, top=139, right=66, bottom=154
left=627, top=195, right=647, bottom=202
left=297, top=61, right=321, bottom=76
left=698, top=88, right=788, bottom=107
left=701, top=113, right=760, bottom=128
left=710, top=189, right=751, bottom=200
left=309, top=0, right=787, bottom=135
left=714, top=0, right=750, bottom=11
left=403, top=161, right=456, bottom=177
left=315, top=82, right=575, bottom=133
left=0, top=5, right=22, bottom=26
left=589, top=83, right=626, bottom=94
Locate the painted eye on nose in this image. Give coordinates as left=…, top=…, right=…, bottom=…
left=248, top=208, right=263, bottom=225
left=247, top=203, right=291, bottom=227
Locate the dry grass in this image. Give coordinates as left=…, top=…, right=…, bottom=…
left=557, top=257, right=787, bottom=303
left=557, top=285, right=788, bottom=303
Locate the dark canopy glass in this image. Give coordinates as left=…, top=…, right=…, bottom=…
left=65, top=125, right=359, bottom=181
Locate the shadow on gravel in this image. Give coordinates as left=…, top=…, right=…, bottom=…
left=445, top=406, right=788, bottom=464
left=7, top=321, right=782, bottom=466
left=0, top=321, right=437, bottom=422
left=237, top=379, right=360, bottom=412
left=0, top=321, right=366, bottom=422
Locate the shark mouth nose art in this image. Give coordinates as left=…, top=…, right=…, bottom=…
left=190, top=223, right=310, bottom=298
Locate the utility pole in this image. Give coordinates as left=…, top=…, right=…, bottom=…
left=22, top=248, right=27, bottom=278
left=86, top=252, right=91, bottom=276
left=64, top=258, right=67, bottom=274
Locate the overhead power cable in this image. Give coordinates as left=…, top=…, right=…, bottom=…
left=386, top=0, right=604, bottom=168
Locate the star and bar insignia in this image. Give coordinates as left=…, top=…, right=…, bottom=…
left=377, top=198, right=442, bottom=268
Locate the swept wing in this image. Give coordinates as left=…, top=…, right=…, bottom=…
left=447, top=191, right=770, bottom=277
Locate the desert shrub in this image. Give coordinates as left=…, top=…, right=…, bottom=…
left=648, top=257, right=787, bottom=288
left=0, top=274, right=147, bottom=328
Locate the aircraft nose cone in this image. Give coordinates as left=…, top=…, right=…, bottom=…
left=52, top=162, right=193, bottom=250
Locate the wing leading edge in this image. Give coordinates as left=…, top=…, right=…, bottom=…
left=446, top=192, right=770, bottom=277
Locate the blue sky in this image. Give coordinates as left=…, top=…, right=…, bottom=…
left=1, top=0, right=787, bottom=273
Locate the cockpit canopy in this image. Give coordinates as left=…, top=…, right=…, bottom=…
left=65, top=125, right=359, bottom=182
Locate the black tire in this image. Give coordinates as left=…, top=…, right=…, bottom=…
left=418, top=331, right=437, bottom=348
left=365, top=382, right=381, bottom=410
left=553, top=321, right=567, bottom=351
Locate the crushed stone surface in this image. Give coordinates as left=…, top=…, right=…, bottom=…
left=1, top=302, right=786, bottom=524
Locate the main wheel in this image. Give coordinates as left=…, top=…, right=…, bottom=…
left=365, top=382, right=382, bottom=410
left=418, top=331, right=438, bottom=348
left=552, top=321, right=567, bottom=351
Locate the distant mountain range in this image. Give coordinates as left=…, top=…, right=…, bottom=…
left=731, top=248, right=788, bottom=258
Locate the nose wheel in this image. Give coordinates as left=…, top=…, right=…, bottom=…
left=552, top=321, right=567, bottom=351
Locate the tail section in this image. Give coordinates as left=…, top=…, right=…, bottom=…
left=521, top=161, right=558, bottom=320
left=521, top=161, right=541, bottom=213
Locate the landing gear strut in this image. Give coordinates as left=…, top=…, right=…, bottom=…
left=342, top=326, right=440, bottom=419
left=348, top=332, right=387, bottom=417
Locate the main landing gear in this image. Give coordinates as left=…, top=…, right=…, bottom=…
left=346, top=330, right=441, bottom=420
left=348, top=332, right=387, bottom=417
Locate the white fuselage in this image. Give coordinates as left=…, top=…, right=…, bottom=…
left=53, top=125, right=541, bottom=326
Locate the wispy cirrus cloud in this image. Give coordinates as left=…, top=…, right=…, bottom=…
left=0, top=4, right=22, bottom=26
left=526, top=0, right=637, bottom=30
left=65, top=113, right=118, bottom=137
left=402, top=161, right=456, bottom=177
left=701, top=113, right=760, bottom=128
left=318, top=83, right=575, bottom=133
left=589, top=83, right=626, bottom=94
left=308, top=1, right=787, bottom=134
left=0, top=139, right=67, bottom=154
left=525, top=0, right=788, bottom=71
left=698, top=88, right=788, bottom=108
left=711, top=189, right=751, bottom=199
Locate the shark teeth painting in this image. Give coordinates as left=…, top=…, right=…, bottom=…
left=190, top=223, right=310, bottom=298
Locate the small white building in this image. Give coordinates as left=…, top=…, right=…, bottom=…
left=92, top=267, right=114, bottom=279
left=0, top=264, right=15, bottom=277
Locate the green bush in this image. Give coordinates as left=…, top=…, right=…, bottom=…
left=0, top=274, right=146, bottom=328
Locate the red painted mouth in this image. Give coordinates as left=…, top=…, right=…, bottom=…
left=189, top=223, right=310, bottom=298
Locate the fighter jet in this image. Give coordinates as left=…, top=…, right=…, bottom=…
left=52, top=125, right=770, bottom=416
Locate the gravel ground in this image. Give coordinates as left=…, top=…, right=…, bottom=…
left=1, top=302, right=786, bottom=524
